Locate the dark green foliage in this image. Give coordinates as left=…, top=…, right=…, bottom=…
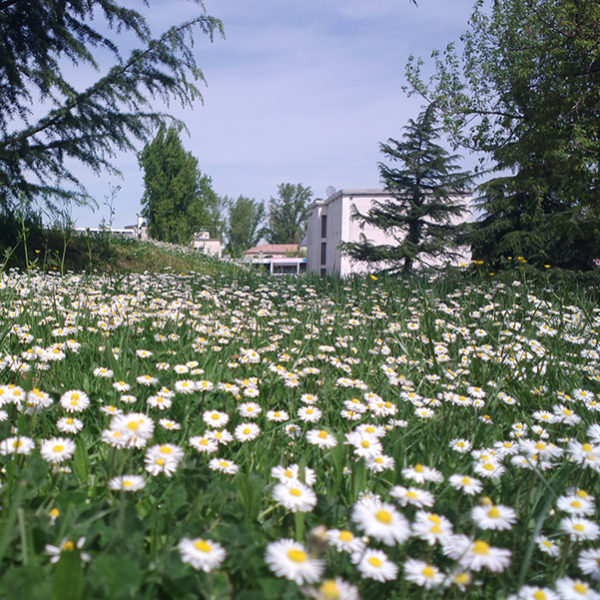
left=467, top=175, right=600, bottom=269
left=225, top=196, right=266, bottom=257
left=139, top=126, right=222, bottom=244
left=342, top=104, right=472, bottom=274
left=406, top=0, right=600, bottom=270
left=0, top=0, right=223, bottom=214
left=265, top=183, right=312, bottom=245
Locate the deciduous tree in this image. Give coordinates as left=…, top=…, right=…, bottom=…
left=139, top=125, right=221, bottom=244
left=266, top=183, right=312, bottom=245
left=225, top=196, right=265, bottom=257
left=405, top=0, right=600, bottom=269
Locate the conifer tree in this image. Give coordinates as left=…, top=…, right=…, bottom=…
left=139, top=125, right=220, bottom=244
left=342, top=104, right=472, bottom=274
left=0, top=0, right=222, bottom=214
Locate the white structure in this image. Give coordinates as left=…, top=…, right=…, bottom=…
left=191, top=231, right=223, bottom=258
left=305, top=188, right=472, bottom=277
left=243, top=244, right=307, bottom=275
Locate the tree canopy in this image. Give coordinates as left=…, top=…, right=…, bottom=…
left=405, top=0, right=600, bottom=269
left=139, top=125, right=221, bottom=244
left=342, top=104, right=472, bottom=274
left=266, top=183, right=312, bottom=245
left=225, top=196, right=265, bottom=258
left=0, top=0, right=223, bottom=214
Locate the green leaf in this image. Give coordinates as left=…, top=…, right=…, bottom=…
left=52, top=548, right=85, bottom=600
left=73, top=440, right=89, bottom=487
left=88, top=554, right=143, bottom=600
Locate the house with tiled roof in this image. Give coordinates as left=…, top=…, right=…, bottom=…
left=243, top=244, right=307, bottom=274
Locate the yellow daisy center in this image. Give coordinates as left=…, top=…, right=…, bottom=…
left=319, top=580, right=340, bottom=599
left=472, top=540, right=490, bottom=555
left=339, top=530, right=353, bottom=542
left=422, top=566, right=436, bottom=578
left=53, top=445, right=64, bottom=453
left=289, top=488, right=302, bottom=497
left=574, top=583, right=588, bottom=594
left=194, top=540, right=212, bottom=553
left=533, top=590, right=547, bottom=600
left=415, top=463, right=424, bottom=472
left=375, top=509, right=392, bottom=524
left=61, top=540, right=75, bottom=551
left=368, top=556, right=382, bottom=567
left=488, top=506, right=501, bottom=519
left=319, top=430, right=328, bottom=439
left=287, top=549, right=307, bottom=563
left=455, top=572, right=469, bottom=585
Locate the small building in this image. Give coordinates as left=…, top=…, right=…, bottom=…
left=243, top=244, right=307, bottom=275
left=191, top=231, right=223, bottom=258
left=305, top=188, right=472, bottom=277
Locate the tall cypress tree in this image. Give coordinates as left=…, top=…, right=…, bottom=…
left=342, top=104, right=472, bottom=274
left=139, top=126, right=220, bottom=244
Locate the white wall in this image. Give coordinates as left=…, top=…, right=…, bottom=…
left=306, top=189, right=472, bottom=276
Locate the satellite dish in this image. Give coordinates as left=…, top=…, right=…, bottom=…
left=325, top=186, right=337, bottom=198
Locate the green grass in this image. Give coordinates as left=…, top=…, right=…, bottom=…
left=0, top=262, right=598, bottom=599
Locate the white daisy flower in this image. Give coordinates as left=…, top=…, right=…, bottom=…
left=352, top=547, right=398, bottom=582
left=272, top=481, right=317, bottom=513
left=449, top=474, right=483, bottom=495
left=264, top=539, right=324, bottom=585
left=390, top=485, right=435, bottom=508
left=40, top=437, right=76, bottom=464
left=506, top=585, right=558, bottom=600
left=306, top=429, right=338, bottom=449
left=59, top=390, right=89, bottom=413
left=56, top=417, right=84, bottom=434
left=402, top=463, right=443, bottom=484
left=326, top=528, right=365, bottom=554
left=178, top=537, right=226, bottom=572
left=560, top=517, right=600, bottom=542
left=578, top=547, right=600, bottom=581
left=208, top=458, right=239, bottom=475
left=234, top=422, right=261, bottom=442
left=404, top=557, right=444, bottom=589
left=108, top=474, right=146, bottom=491
left=189, top=435, right=219, bottom=454
left=203, top=410, right=229, bottom=428
left=471, top=500, right=517, bottom=531
left=555, top=577, right=600, bottom=600
left=352, top=496, right=410, bottom=545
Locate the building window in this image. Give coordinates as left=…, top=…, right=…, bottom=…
left=320, top=242, right=327, bottom=265
left=320, top=267, right=327, bottom=276
left=321, top=214, right=327, bottom=238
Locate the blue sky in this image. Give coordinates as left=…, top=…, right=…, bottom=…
left=65, top=0, right=477, bottom=228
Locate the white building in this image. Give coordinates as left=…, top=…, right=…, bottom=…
left=243, top=244, right=307, bottom=275
left=305, top=188, right=472, bottom=277
left=191, top=231, right=223, bottom=258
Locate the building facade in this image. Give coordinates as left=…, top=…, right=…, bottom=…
left=244, top=244, right=307, bottom=275
left=191, top=231, right=223, bottom=258
left=305, top=189, right=472, bottom=277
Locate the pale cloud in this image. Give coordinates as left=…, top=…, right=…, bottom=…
left=67, top=0, right=476, bottom=228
